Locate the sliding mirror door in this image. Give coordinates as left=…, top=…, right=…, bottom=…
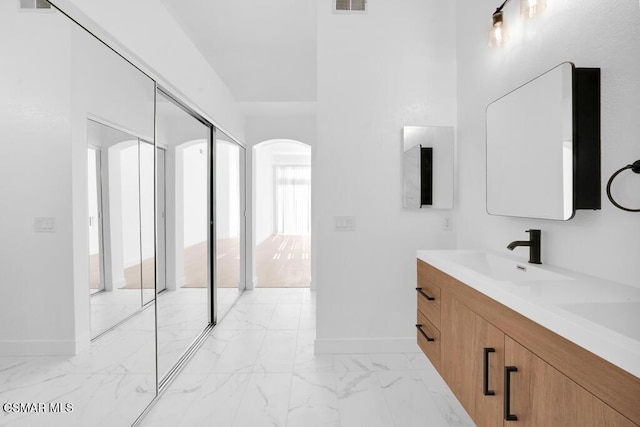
left=87, top=121, right=156, bottom=336
left=0, top=2, right=156, bottom=425
left=155, top=91, right=211, bottom=380
left=215, top=130, right=245, bottom=319
left=140, top=140, right=157, bottom=306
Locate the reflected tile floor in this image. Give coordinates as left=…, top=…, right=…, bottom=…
left=141, top=288, right=474, bottom=427
left=0, top=288, right=242, bottom=427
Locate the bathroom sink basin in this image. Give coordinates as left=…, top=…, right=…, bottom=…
left=559, top=302, right=640, bottom=341
left=450, top=252, right=572, bottom=282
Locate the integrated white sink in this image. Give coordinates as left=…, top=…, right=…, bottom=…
left=417, top=249, right=640, bottom=378
left=559, top=302, right=640, bottom=342
left=448, top=251, right=572, bottom=282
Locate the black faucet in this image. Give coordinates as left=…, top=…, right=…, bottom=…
left=507, top=229, right=541, bottom=264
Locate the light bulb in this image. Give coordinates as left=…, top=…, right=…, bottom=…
left=489, top=11, right=508, bottom=47
left=521, top=0, right=547, bottom=18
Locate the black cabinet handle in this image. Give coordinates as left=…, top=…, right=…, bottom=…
left=504, top=366, right=518, bottom=421
left=483, top=347, right=496, bottom=396
left=415, top=324, right=435, bottom=342
left=416, top=287, right=435, bottom=301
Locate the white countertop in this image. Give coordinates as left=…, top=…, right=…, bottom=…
left=417, top=249, right=640, bottom=378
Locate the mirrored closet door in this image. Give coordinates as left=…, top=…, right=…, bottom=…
left=0, top=1, right=157, bottom=425
left=215, top=130, right=246, bottom=319
left=155, top=90, right=212, bottom=380
left=87, top=121, right=157, bottom=338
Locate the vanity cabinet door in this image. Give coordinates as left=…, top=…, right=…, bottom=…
left=504, top=336, right=635, bottom=427
left=442, top=293, right=504, bottom=427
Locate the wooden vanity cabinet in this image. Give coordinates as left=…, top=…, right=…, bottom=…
left=416, top=259, right=640, bottom=427
left=505, top=336, right=634, bottom=426
left=441, top=295, right=504, bottom=427
left=416, top=260, right=442, bottom=372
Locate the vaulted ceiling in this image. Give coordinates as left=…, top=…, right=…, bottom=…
left=160, top=0, right=317, bottom=104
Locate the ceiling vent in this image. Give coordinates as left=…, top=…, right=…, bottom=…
left=335, top=0, right=367, bottom=13
left=19, top=0, right=52, bottom=9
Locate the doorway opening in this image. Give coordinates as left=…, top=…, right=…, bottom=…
left=254, top=140, right=311, bottom=288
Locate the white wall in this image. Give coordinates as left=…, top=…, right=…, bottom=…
left=455, top=1, right=640, bottom=287
left=183, top=143, right=208, bottom=247
left=254, top=145, right=275, bottom=245
left=52, top=0, right=246, bottom=141
left=216, top=141, right=241, bottom=240
left=0, top=4, right=75, bottom=355
left=119, top=145, right=142, bottom=267
left=315, top=0, right=457, bottom=353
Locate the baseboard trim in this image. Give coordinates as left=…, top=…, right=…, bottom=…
left=0, top=340, right=77, bottom=356
left=176, top=276, right=186, bottom=288
left=109, top=277, right=126, bottom=291
left=314, top=337, right=420, bottom=354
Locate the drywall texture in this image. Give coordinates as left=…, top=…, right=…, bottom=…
left=456, top=1, right=640, bottom=287
left=53, top=0, right=246, bottom=141
left=315, top=0, right=457, bottom=352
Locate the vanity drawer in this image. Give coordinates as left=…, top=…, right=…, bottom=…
left=416, top=310, right=440, bottom=371
left=417, top=287, right=441, bottom=330
left=417, top=260, right=441, bottom=330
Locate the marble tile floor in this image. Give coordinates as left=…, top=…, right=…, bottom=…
left=0, top=288, right=242, bottom=427
left=141, top=288, right=475, bottom=427
left=90, top=287, right=239, bottom=337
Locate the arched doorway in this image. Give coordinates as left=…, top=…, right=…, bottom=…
left=253, top=139, right=311, bottom=288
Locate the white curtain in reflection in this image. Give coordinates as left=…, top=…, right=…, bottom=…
left=275, top=165, right=310, bottom=235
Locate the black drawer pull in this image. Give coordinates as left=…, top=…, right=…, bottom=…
left=416, top=287, right=435, bottom=301
left=415, top=324, right=435, bottom=342
left=504, top=366, right=518, bottom=421
left=483, top=347, right=496, bottom=396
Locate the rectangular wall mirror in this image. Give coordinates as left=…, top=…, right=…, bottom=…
left=402, top=126, right=454, bottom=209
left=486, top=62, right=600, bottom=220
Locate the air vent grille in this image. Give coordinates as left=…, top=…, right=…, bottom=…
left=19, top=0, right=52, bottom=9
left=335, top=0, right=367, bottom=12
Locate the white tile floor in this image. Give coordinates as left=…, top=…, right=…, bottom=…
left=0, top=287, right=242, bottom=427
left=141, top=288, right=474, bottom=427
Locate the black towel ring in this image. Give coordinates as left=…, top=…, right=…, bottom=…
left=606, top=160, right=640, bottom=212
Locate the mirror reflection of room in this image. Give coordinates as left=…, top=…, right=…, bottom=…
left=0, top=2, right=157, bottom=425
left=215, top=131, right=244, bottom=314
left=87, top=120, right=156, bottom=337
left=155, top=91, right=212, bottom=379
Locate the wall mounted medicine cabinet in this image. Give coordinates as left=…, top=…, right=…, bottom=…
left=486, top=62, right=601, bottom=220
left=402, top=126, right=454, bottom=209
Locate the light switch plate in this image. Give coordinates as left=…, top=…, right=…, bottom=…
left=334, top=216, right=355, bottom=231
left=34, top=217, right=56, bottom=233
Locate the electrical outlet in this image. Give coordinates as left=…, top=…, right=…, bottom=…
left=443, top=215, right=452, bottom=231
left=34, top=217, right=56, bottom=233
left=334, top=216, right=355, bottom=231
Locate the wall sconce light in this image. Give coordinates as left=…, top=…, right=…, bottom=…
left=521, top=0, right=547, bottom=18
left=489, top=9, right=508, bottom=47
left=489, top=0, right=548, bottom=47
